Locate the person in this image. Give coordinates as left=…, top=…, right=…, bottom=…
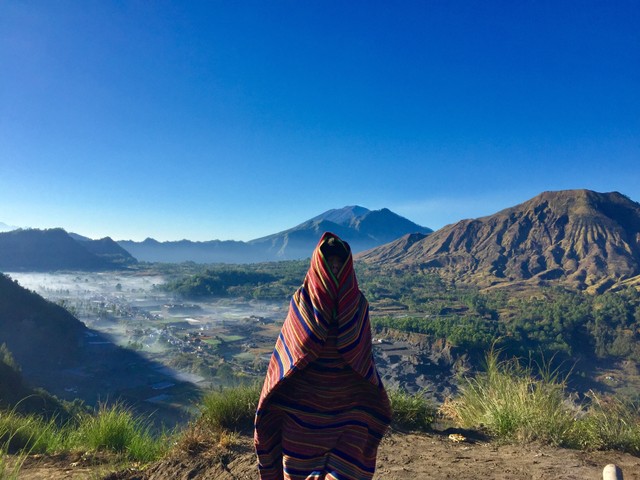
left=254, top=232, right=391, bottom=480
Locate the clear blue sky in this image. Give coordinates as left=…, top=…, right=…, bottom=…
left=1, top=1, right=639, bottom=241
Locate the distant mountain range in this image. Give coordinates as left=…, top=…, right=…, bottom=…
left=0, top=228, right=137, bottom=271
left=4, top=192, right=640, bottom=292
left=357, top=190, right=640, bottom=292
left=118, top=206, right=433, bottom=263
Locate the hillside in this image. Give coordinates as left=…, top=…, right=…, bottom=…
left=0, top=272, right=199, bottom=428
left=357, top=190, right=640, bottom=292
left=0, top=346, right=76, bottom=419
left=0, top=347, right=36, bottom=411
left=0, top=229, right=136, bottom=271
left=118, top=206, right=432, bottom=263
left=0, top=273, right=87, bottom=374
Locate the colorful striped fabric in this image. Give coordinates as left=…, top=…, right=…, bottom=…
left=255, top=232, right=391, bottom=480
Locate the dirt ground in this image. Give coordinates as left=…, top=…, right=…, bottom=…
left=9, top=429, right=640, bottom=480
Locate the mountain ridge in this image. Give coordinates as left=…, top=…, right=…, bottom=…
left=357, top=190, right=640, bottom=292
left=120, top=206, right=432, bottom=263
left=0, top=228, right=137, bottom=271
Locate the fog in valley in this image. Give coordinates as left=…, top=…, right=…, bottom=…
left=7, top=271, right=288, bottom=426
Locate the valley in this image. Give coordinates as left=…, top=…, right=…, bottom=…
left=7, top=271, right=287, bottom=427
left=8, top=271, right=455, bottom=424
left=7, top=269, right=463, bottom=427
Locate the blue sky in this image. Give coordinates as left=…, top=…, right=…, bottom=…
left=1, top=1, right=638, bottom=241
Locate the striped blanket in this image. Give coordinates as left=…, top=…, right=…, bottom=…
left=255, top=232, right=391, bottom=480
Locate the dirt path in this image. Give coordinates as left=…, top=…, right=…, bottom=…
left=9, top=430, right=640, bottom=479
left=377, top=432, right=640, bottom=479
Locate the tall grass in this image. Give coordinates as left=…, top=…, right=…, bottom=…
left=0, top=406, right=67, bottom=479
left=71, top=403, right=166, bottom=462
left=199, top=382, right=261, bottom=432
left=198, top=380, right=438, bottom=434
left=197, top=380, right=439, bottom=434
left=0, top=407, right=67, bottom=454
left=388, top=388, right=436, bottom=431
left=5, top=353, right=640, bottom=471
left=441, top=349, right=576, bottom=445
left=442, top=349, right=640, bottom=454
left=573, top=393, right=640, bottom=455
left=0, top=402, right=167, bottom=466
left=171, top=383, right=261, bottom=459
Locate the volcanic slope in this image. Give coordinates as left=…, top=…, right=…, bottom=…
left=357, top=190, right=640, bottom=292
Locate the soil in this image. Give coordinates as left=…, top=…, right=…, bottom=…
left=9, top=430, right=640, bottom=480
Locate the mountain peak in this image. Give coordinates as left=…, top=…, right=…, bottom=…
left=309, top=206, right=371, bottom=226
left=245, top=206, right=431, bottom=260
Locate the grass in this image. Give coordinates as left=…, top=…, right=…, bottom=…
left=441, top=348, right=640, bottom=454
left=0, top=407, right=67, bottom=454
left=5, top=349, right=640, bottom=477
left=572, top=392, right=640, bottom=455
left=173, top=419, right=241, bottom=460
left=388, top=388, right=437, bottom=431
left=0, top=401, right=168, bottom=472
left=0, top=406, right=67, bottom=479
left=199, top=380, right=439, bottom=434
left=199, top=382, right=261, bottom=432
left=71, top=403, right=167, bottom=462
left=441, top=349, right=576, bottom=445
left=167, top=383, right=261, bottom=464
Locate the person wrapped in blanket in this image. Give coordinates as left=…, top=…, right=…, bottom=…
left=254, top=232, right=392, bottom=480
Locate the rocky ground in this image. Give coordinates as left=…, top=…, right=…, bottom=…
left=9, top=429, right=640, bottom=480
left=373, top=330, right=464, bottom=401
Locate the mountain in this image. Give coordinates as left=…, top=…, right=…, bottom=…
left=247, top=206, right=433, bottom=260
left=117, top=238, right=264, bottom=264
left=0, top=228, right=137, bottom=271
left=357, top=190, right=640, bottom=292
left=118, top=206, right=432, bottom=263
left=73, top=234, right=138, bottom=265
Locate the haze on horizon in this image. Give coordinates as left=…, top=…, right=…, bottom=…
left=1, top=2, right=638, bottom=242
